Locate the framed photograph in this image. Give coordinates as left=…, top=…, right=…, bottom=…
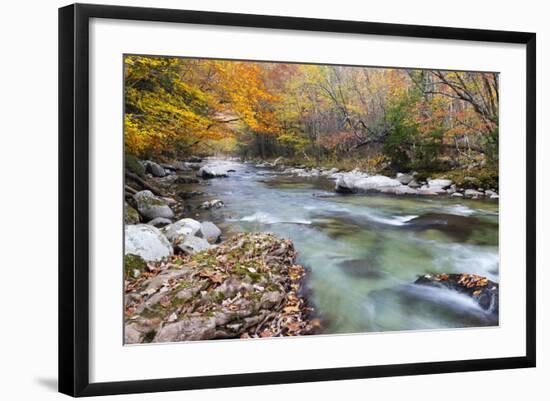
left=59, top=3, right=536, bottom=397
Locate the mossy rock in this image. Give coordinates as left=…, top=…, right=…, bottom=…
left=124, top=202, right=140, bottom=224
left=125, top=153, right=145, bottom=178
left=125, top=254, right=148, bottom=280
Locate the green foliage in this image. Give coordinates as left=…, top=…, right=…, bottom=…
left=124, top=254, right=147, bottom=280
left=125, top=153, right=145, bottom=178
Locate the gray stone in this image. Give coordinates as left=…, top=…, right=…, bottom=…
left=133, top=190, right=174, bottom=220
left=396, top=173, right=414, bottom=185
left=125, top=224, right=173, bottom=261
left=335, top=173, right=402, bottom=193
left=451, top=192, right=464, bottom=198
left=427, top=178, right=453, bottom=189
left=197, top=165, right=228, bottom=179
left=177, top=235, right=212, bottom=255
left=199, top=221, right=222, bottom=243
left=154, top=316, right=216, bottom=342
left=162, top=218, right=202, bottom=243
left=199, top=199, right=225, bottom=210
left=145, top=161, right=166, bottom=177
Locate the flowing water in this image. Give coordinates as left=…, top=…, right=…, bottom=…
left=182, top=159, right=499, bottom=334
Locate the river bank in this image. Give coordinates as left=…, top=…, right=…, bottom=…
left=124, top=156, right=499, bottom=342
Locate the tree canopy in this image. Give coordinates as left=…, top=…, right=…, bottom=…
left=124, top=55, right=498, bottom=173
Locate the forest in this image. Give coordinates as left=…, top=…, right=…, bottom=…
left=125, top=55, right=498, bottom=182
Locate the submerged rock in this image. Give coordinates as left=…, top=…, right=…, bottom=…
left=414, top=273, right=498, bottom=314
left=124, top=233, right=318, bottom=343
left=125, top=224, right=173, bottom=261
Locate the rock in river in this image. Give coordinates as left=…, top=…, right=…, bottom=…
left=197, top=165, right=228, bottom=179
left=125, top=224, right=173, bottom=261
left=200, top=199, right=225, bottom=209
left=133, top=190, right=174, bottom=220
left=415, top=273, right=498, bottom=314
left=336, top=172, right=406, bottom=193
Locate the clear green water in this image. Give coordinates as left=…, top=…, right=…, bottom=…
left=183, top=159, right=499, bottom=334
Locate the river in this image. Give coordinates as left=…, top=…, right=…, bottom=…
left=180, top=159, right=499, bottom=334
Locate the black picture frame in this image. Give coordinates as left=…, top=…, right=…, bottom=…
left=59, top=3, right=536, bottom=397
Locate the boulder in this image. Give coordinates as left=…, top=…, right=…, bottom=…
left=125, top=224, right=173, bottom=261
left=199, top=221, right=222, bottom=243
left=197, top=165, right=228, bottom=179
left=145, top=161, right=166, bottom=177
left=185, top=156, right=202, bottom=163
left=162, top=218, right=202, bottom=243
left=396, top=173, right=414, bottom=185
left=451, top=192, right=464, bottom=198
left=407, top=179, right=421, bottom=189
left=335, top=172, right=402, bottom=193
left=177, top=235, right=212, bottom=255
left=133, top=190, right=174, bottom=220
left=147, top=217, right=172, bottom=228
